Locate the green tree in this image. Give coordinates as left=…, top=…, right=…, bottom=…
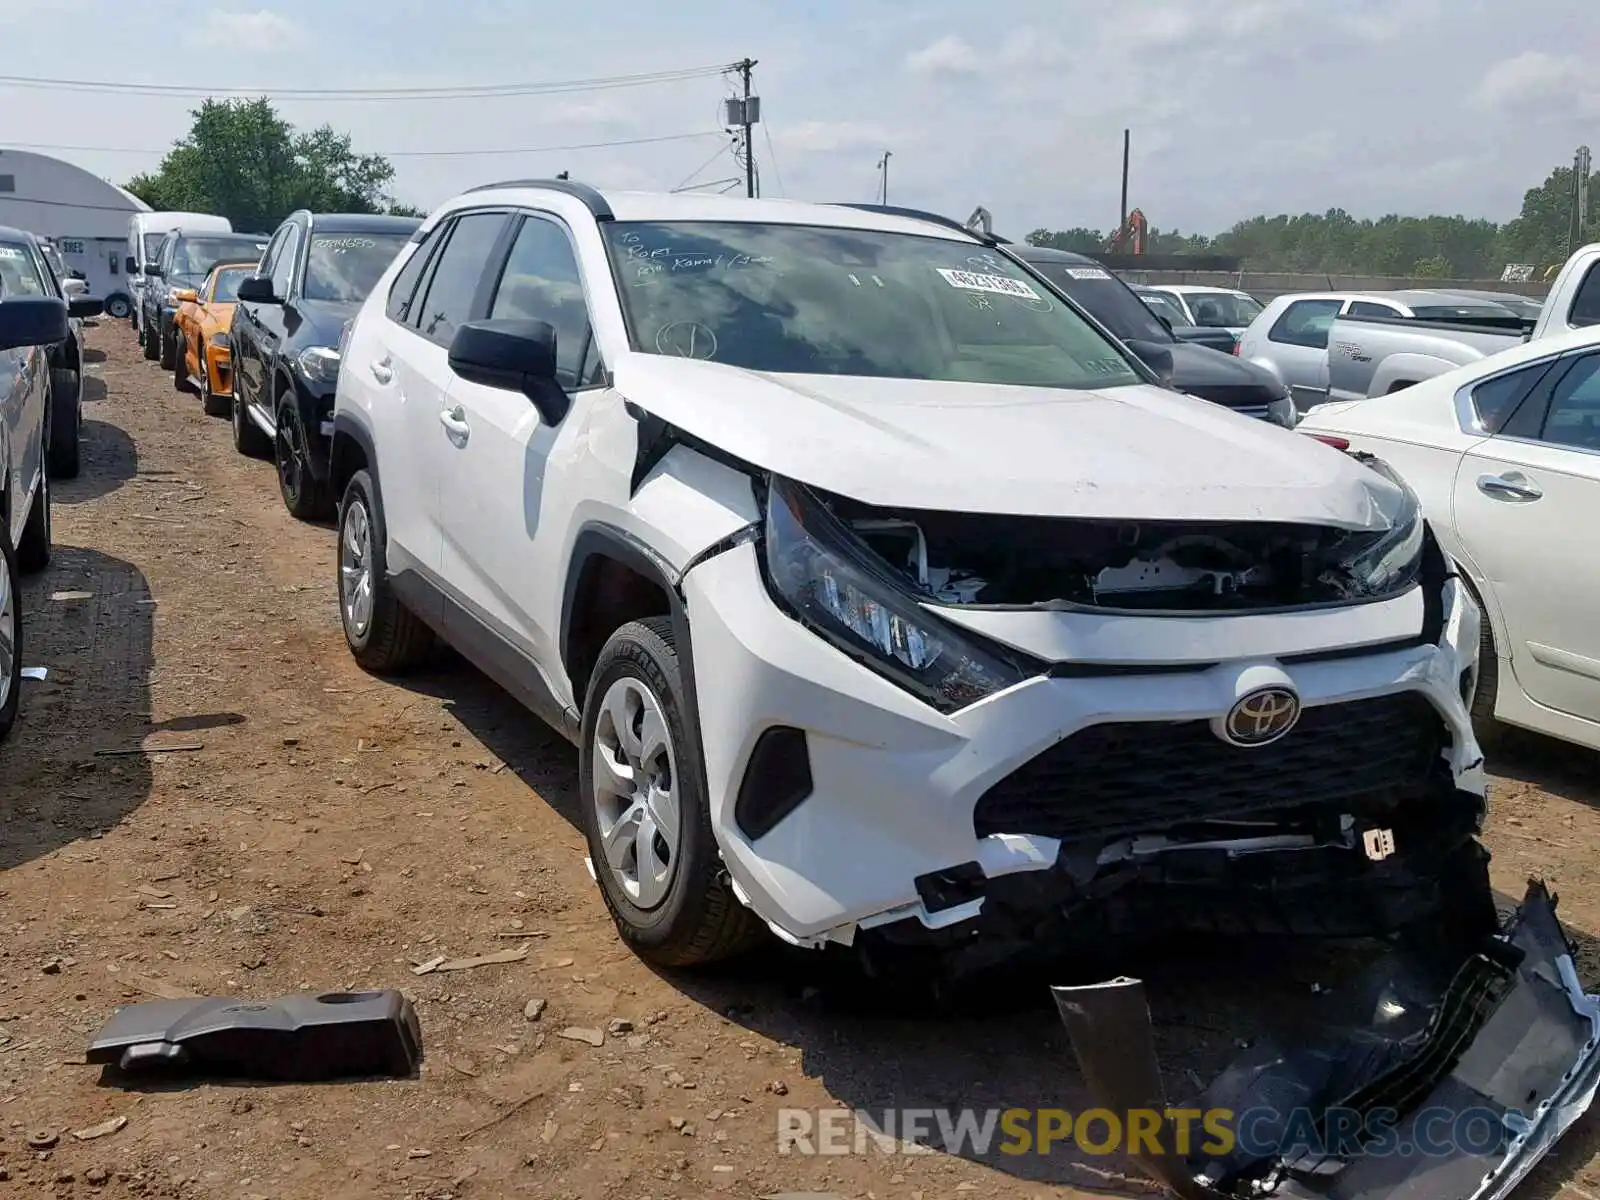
left=1020, top=158, right=1595, bottom=276
left=126, top=98, right=412, bottom=231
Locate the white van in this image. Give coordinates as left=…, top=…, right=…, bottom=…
left=126, top=211, right=231, bottom=335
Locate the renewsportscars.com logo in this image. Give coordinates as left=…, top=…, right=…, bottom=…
left=777, top=1106, right=1518, bottom=1159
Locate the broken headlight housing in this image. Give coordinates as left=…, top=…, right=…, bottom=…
left=761, top=476, right=1034, bottom=714
left=1336, top=459, right=1426, bottom=597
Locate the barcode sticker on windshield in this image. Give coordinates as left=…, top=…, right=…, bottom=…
left=936, top=269, right=1040, bottom=299
left=1066, top=267, right=1111, bottom=280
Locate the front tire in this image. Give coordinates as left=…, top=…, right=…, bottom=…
left=337, top=469, right=433, bottom=673
left=173, top=337, right=195, bottom=393
left=16, top=469, right=50, bottom=575
left=1470, top=589, right=1504, bottom=752
left=0, top=516, right=21, bottom=745
left=158, top=316, right=177, bottom=370
left=47, top=368, right=81, bottom=480
left=579, top=617, right=764, bottom=967
left=276, top=401, right=332, bottom=521
left=141, top=312, right=159, bottom=361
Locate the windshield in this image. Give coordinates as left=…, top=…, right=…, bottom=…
left=1138, top=290, right=1189, bottom=327
left=603, top=222, right=1141, bottom=389
left=209, top=266, right=254, bottom=302
left=173, top=237, right=265, bottom=278
left=302, top=233, right=412, bottom=302
left=1025, top=260, right=1172, bottom=343
left=0, top=242, right=47, bottom=298
left=1178, top=291, right=1263, bottom=327
left=142, top=233, right=166, bottom=261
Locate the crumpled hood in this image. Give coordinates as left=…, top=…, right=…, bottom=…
left=610, top=353, right=1404, bottom=530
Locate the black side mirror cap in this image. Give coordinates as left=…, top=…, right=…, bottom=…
left=236, top=275, right=278, bottom=304
left=448, top=319, right=570, bottom=426
left=124, top=255, right=138, bottom=274
left=0, top=296, right=70, bottom=351
left=69, top=297, right=104, bottom=319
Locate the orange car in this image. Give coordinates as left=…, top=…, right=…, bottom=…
left=173, top=261, right=256, bottom=416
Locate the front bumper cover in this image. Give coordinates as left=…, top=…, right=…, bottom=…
left=681, top=539, right=1484, bottom=951
left=1053, top=880, right=1600, bottom=1200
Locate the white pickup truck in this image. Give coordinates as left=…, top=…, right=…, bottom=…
left=1318, top=244, right=1600, bottom=401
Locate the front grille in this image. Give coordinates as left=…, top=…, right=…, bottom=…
left=973, top=692, right=1446, bottom=841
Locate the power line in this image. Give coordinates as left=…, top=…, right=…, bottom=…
left=1, top=130, right=728, bottom=159
left=671, top=137, right=737, bottom=192
left=0, top=63, right=735, bottom=101
left=761, top=123, right=785, bottom=198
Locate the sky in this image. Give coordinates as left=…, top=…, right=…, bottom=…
left=1, top=0, right=1596, bottom=237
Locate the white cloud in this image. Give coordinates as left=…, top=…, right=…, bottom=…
left=903, top=35, right=982, bottom=77
left=187, top=9, right=303, bottom=53
left=779, top=121, right=901, bottom=155
left=1473, top=50, right=1594, bottom=114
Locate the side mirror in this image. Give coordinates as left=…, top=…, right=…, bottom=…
left=173, top=288, right=199, bottom=303
left=0, top=296, right=70, bottom=351
left=236, top=275, right=278, bottom=304
left=125, top=255, right=138, bottom=274
left=69, top=296, right=104, bottom=319
left=145, top=263, right=164, bottom=278
left=61, top=278, right=87, bottom=297
left=1136, top=343, right=1175, bottom=386
left=448, top=319, right=569, bottom=425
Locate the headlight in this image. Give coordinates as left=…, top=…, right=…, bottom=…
left=760, top=477, right=1033, bottom=714
left=1334, top=460, right=1426, bottom=597
left=296, top=346, right=341, bottom=384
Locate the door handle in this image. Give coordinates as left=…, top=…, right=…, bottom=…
left=369, top=358, right=393, bottom=384
left=439, top=405, right=470, bottom=441
left=1476, top=472, right=1543, bottom=502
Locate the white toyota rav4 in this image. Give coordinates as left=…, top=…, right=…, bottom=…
left=329, top=182, right=1490, bottom=975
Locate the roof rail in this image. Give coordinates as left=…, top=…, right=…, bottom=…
left=461, top=178, right=613, bottom=220
left=831, top=202, right=1008, bottom=245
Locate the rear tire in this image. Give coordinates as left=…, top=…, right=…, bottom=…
left=232, top=388, right=271, bottom=459
left=47, top=368, right=81, bottom=480
left=0, top=516, right=21, bottom=745
left=202, top=368, right=229, bottom=417
left=16, top=469, right=50, bottom=575
left=276, top=400, right=333, bottom=521
left=337, top=469, right=433, bottom=673
left=104, top=293, right=131, bottom=320
left=579, top=617, right=765, bottom=967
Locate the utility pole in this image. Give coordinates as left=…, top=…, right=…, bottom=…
left=1571, top=145, right=1591, bottom=257
left=878, top=151, right=891, bottom=204
left=1119, top=128, right=1130, bottom=233
left=730, top=58, right=759, bottom=198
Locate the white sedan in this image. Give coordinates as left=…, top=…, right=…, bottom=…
left=1299, top=324, right=1600, bottom=752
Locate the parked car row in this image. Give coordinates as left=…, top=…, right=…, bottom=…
left=0, top=224, right=102, bottom=746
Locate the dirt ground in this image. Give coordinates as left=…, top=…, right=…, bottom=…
left=4, top=322, right=1600, bottom=1200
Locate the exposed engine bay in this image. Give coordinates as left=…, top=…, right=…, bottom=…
left=826, top=495, right=1421, bottom=611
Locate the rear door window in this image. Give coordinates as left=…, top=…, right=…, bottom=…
left=1268, top=299, right=1343, bottom=349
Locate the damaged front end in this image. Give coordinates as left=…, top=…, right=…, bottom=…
left=1054, top=880, right=1600, bottom=1200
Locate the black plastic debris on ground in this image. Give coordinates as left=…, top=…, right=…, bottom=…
left=87, top=989, right=422, bottom=1083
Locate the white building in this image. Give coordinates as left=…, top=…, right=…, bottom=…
left=0, top=148, right=148, bottom=312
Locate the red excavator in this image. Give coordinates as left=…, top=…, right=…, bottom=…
left=1105, top=208, right=1148, bottom=255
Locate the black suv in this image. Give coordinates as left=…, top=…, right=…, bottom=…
left=230, top=211, right=421, bottom=520
left=140, top=230, right=270, bottom=370
left=1010, top=245, right=1297, bottom=428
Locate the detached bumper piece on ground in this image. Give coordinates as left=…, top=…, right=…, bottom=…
left=1054, top=880, right=1600, bottom=1200
left=86, top=989, right=422, bottom=1083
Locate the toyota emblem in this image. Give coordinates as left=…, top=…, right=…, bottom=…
left=1219, top=686, right=1301, bottom=747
